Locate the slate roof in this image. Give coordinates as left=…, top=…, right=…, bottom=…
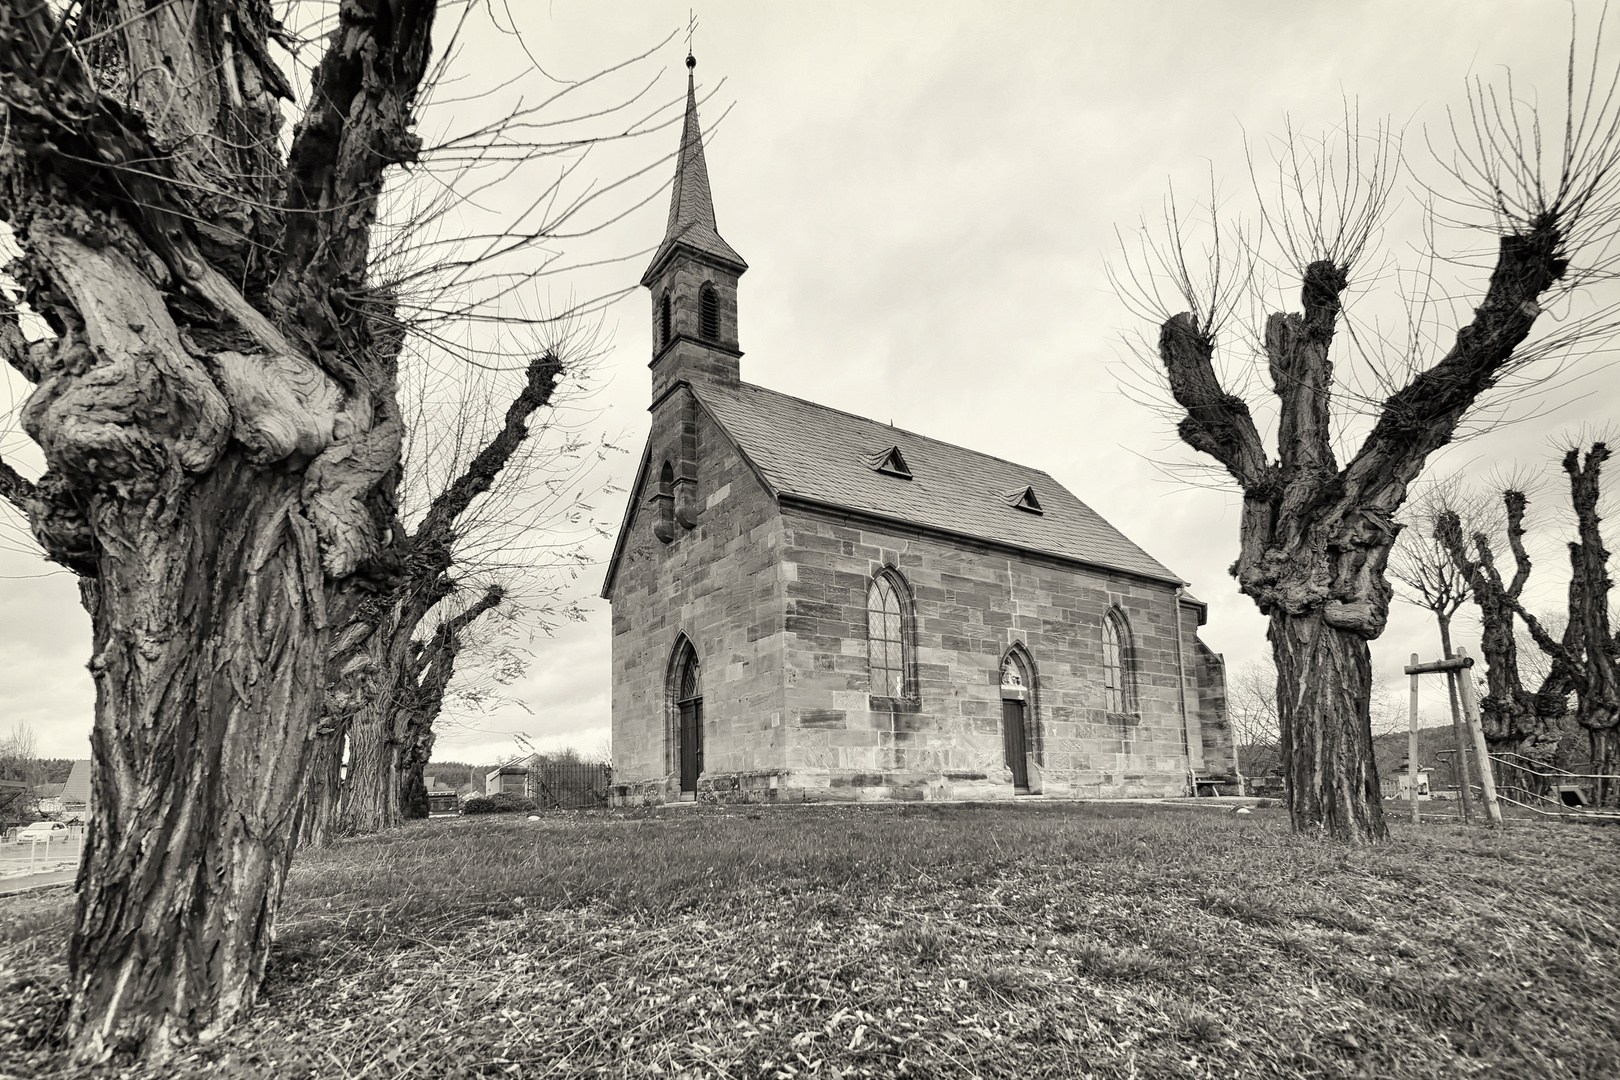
left=692, top=381, right=1182, bottom=584
left=640, top=58, right=746, bottom=286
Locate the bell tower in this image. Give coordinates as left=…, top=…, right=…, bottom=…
left=642, top=54, right=747, bottom=406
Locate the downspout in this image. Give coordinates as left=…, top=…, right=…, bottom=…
left=1174, top=588, right=1208, bottom=794
left=1174, top=588, right=1192, bottom=795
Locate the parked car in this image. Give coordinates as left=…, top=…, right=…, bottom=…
left=15, top=821, right=68, bottom=844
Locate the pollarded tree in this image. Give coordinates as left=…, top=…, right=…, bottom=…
left=1502, top=444, right=1620, bottom=801
left=1436, top=488, right=1573, bottom=759
left=1115, top=31, right=1620, bottom=842
left=1, top=2, right=439, bottom=1057
left=301, top=350, right=564, bottom=845
left=0, top=1, right=673, bottom=1060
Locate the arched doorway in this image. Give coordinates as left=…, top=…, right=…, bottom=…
left=672, top=641, right=703, bottom=796
left=1000, top=651, right=1032, bottom=792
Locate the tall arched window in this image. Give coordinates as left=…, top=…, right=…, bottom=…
left=699, top=283, right=720, bottom=342
left=867, top=570, right=910, bottom=700
left=659, top=293, right=672, bottom=347
left=1102, top=609, right=1134, bottom=714
left=669, top=637, right=703, bottom=793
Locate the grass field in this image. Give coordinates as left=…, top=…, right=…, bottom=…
left=1, top=801, right=1617, bottom=1079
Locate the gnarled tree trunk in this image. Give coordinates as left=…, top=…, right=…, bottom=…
left=1497, top=446, right=1620, bottom=805
left=1436, top=492, right=1570, bottom=759
left=1270, top=612, right=1385, bottom=838
left=1563, top=446, right=1620, bottom=802
left=0, top=0, right=437, bottom=1058
left=339, top=584, right=506, bottom=833
left=72, top=454, right=327, bottom=1053
left=1157, top=221, right=1567, bottom=843
left=306, top=353, right=559, bottom=841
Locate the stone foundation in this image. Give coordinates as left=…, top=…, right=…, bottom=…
left=610, top=765, right=1194, bottom=806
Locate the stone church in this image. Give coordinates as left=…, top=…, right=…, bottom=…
left=602, top=57, right=1232, bottom=804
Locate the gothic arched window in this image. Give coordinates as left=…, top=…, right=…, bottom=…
left=867, top=570, right=911, bottom=700
left=659, top=293, right=672, bottom=348
left=699, top=283, right=720, bottom=342
left=668, top=636, right=703, bottom=791
left=1102, top=609, right=1135, bottom=714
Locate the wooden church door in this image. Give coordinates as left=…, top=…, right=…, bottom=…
left=676, top=647, right=703, bottom=795
left=678, top=700, right=702, bottom=793
left=1000, top=652, right=1032, bottom=792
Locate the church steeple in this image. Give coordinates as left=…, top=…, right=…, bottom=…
left=643, top=54, right=746, bottom=404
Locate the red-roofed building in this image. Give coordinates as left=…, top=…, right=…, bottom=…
left=602, top=57, right=1232, bottom=805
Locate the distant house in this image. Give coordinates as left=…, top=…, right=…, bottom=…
left=484, top=763, right=530, bottom=797
left=60, top=759, right=92, bottom=819
left=1382, top=760, right=1433, bottom=801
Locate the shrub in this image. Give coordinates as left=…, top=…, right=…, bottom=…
left=461, top=793, right=538, bottom=815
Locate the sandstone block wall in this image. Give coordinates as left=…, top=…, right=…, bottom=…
left=774, top=506, right=1222, bottom=799
left=607, top=409, right=1231, bottom=805
left=608, top=399, right=786, bottom=799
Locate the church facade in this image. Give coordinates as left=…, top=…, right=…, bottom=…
left=602, top=58, right=1232, bottom=804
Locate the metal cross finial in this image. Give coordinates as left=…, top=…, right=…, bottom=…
left=686, top=8, right=698, bottom=66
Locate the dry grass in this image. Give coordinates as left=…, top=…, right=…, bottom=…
left=1, top=801, right=1618, bottom=1079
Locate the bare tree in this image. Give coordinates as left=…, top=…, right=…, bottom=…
left=1114, top=28, right=1620, bottom=842
left=0, top=722, right=44, bottom=825
left=1391, top=479, right=1480, bottom=661
left=0, top=2, right=674, bottom=1059
left=1503, top=444, right=1620, bottom=802
left=1227, top=659, right=1283, bottom=782
left=1392, top=479, right=1492, bottom=815
left=308, top=334, right=614, bottom=842
left=1436, top=489, right=1573, bottom=758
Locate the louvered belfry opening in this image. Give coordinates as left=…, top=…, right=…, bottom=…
left=659, top=293, right=672, bottom=348
left=699, top=283, right=720, bottom=342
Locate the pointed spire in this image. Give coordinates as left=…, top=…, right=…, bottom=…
left=641, top=54, right=747, bottom=286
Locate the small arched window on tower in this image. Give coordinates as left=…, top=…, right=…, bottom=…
left=699, top=283, right=720, bottom=342
left=1101, top=609, right=1135, bottom=715
left=659, top=293, right=672, bottom=349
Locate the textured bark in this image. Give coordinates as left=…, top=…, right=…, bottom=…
left=316, top=353, right=560, bottom=839
left=1488, top=447, right=1620, bottom=803
left=1270, top=612, right=1385, bottom=841
left=1436, top=493, right=1569, bottom=757
left=1560, top=447, right=1620, bottom=801
left=0, top=0, right=437, bottom=1059
left=1158, top=221, right=1567, bottom=842
left=397, top=585, right=506, bottom=818
left=338, top=584, right=505, bottom=833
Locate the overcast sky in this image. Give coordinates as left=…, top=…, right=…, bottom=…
left=3, top=0, right=1616, bottom=765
